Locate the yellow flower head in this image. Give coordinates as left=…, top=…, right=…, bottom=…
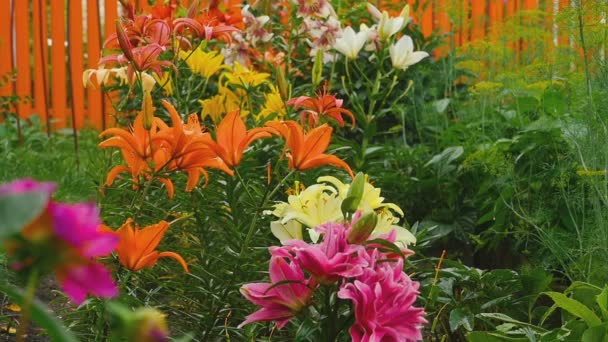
left=222, top=62, right=270, bottom=89
left=257, top=85, right=286, bottom=120
left=179, top=48, right=226, bottom=79
left=199, top=85, right=248, bottom=123
left=153, top=71, right=174, bottom=96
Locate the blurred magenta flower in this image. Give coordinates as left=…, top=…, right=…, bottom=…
left=338, top=258, right=426, bottom=341
left=1, top=178, right=119, bottom=304
left=239, top=256, right=316, bottom=329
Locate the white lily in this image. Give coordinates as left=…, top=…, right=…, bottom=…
left=333, top=26, right=369, bottom=59
left=367, top=3, right=410, bottom=41
left=389, top=35, right=429, bottom=70
left=270, top=220, right=304, bottom=244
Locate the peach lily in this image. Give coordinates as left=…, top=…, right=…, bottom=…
left=108, top=219, right=189, bottom=273
left=265, top=121, right=354, bottom=177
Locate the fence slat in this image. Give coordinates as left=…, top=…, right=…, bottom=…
left=50, top=0, right=67, bottom=130
left=472, top=0, right=486, bottom=41
left=104, top=0, right=118, bottom=128
left=0, top=0, right=13, bottom=98
left=69, top=0, right=85, bottom=130
left=14, top=0, right=32, bottom=119
left=32, top=0, right=49, bottom=127
left=87, top=0, right=104, bottom=129
left=420, top=0, right=433, bottom=37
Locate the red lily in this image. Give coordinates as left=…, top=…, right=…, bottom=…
left=100, top=43, right=174, bottom=79
left=288, top=83, right=355, bottom=128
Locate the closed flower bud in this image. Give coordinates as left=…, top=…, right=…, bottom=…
left=276, top=66, right=290, bottom=100
left=341, top=172, right=365, bottom=216
left=312, top=49, right=324, bottom=87
left=348, top=211, right=378, bottom=244
left=141, top=91, right=155, bottom=130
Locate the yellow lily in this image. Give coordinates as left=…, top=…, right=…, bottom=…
left=257, top=85, right=286, bottom=120
left=267, top=184, right=343, bottom=242
left=179, top=48, right=227, bottom=79
left=222, top=62, right=270, bottom=89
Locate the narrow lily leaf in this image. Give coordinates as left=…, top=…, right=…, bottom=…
left=0, top=192, right=49, bottom=241
left=0, top=283, right=78, bottom=342
left=544, top=292, right=602, bottom=327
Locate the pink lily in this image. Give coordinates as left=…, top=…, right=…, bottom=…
left=239, top=256, right=316, bottom=329
left=276, top=221, right=368, bottom=285
left=338, top=258, right=426, bottom=341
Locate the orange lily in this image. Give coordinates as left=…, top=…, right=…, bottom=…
left=153, top=100, right=233, bottom=190
left=109, top=219, right=189, bottom=273
left=205, top=109, right=273, bottom=168
left=99, top=111, right=168, bottom=187
left=265, top=121, right=354, bottom=177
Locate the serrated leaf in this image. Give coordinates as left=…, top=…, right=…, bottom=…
left=450, top=308, right=474, bottom=332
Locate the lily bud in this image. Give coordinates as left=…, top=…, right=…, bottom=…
left=312, top=49, right=324, bottom=87
left=348, top=211, right=378, bottom=244
left=142, top=91, right=155, bottom=130
left=341, top=172, right=365, bottom=216
left=115, top=20, right=134, bottom=62
left=276, top=66, right=290, bottom=100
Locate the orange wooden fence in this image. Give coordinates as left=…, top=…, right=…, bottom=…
left=0, top=0, right=595, bottom=131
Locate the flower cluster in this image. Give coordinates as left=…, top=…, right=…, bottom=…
left=0, top=179, right=118, bottom=304
left=268, top=175, right=415, bottom=246
left=330, top=3, right=429, bottom=70
left=100, top=100, right=354, bottom=197
left=240, top=215, right=426, bottom=341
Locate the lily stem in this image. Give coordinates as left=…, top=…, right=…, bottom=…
left=16, top=268, right=39, bottom=342
left=238, top=169, right=296, bottom=257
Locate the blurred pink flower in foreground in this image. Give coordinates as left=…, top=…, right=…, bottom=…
left=1, top=179, right=119, bottom=304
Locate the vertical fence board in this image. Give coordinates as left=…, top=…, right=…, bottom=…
left=32, top=0, right=49, bottom=125
left=460, top=0, right=470, bottom=47
left=472, top=0, right=486, bottom=41
left=0, top=0, right=13, bottom=98
left=14, top=0, right=32, bottom=119
left=434, top=0, right=451, bottom=55
left=104, top=0, right=118, bottom=127
left=421, top=0, right=433, bottom=37
left=50, top=0, right=67, bottom=129
left=87, top=0, right=104, bottom=129
left=69, top=0, right=85, bottom=129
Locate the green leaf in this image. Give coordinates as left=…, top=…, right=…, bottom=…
left=544, top=292, right=602, bottom=327
left=432, top=98, right=451, bottom=114
left=0, top=283, right=78, bottom=342
left=467, top=331, right=528, bottom=341
left=0, top=191, right=49, bottom=241
left=449, top=308, right=474, bottom=332
left=582, top=324, right=608, bottom=342
left=478, top=313, right=547, bottom=332
left=597, top=286, right=608, bottom=320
